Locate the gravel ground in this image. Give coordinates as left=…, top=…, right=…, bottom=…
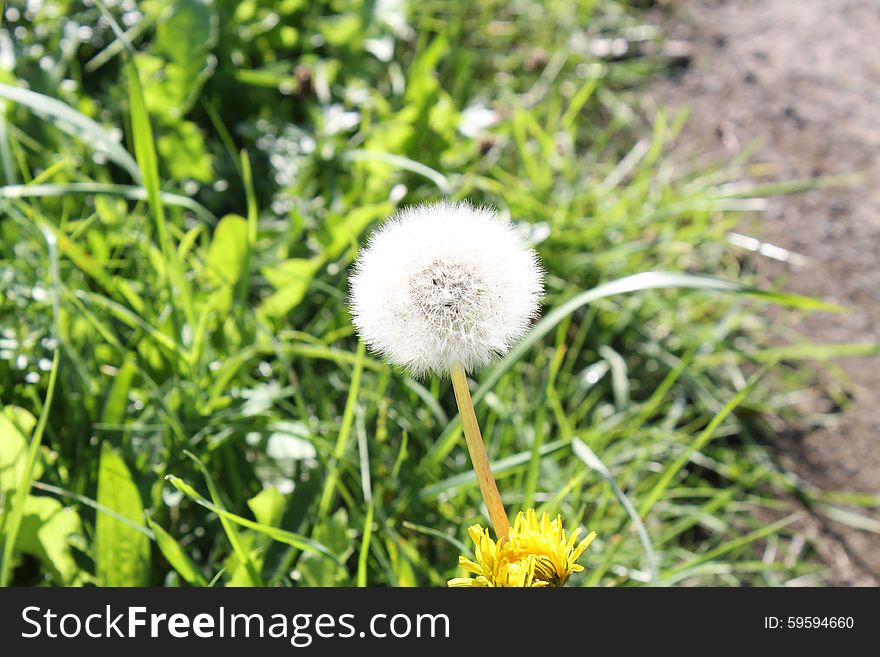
left=646, top=0, right=880, bottom=585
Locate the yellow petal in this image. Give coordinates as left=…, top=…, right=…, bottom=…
left=571, top=531, right=597, bottom=561
left=458, top=557, right=483, bottom=574
left=467, top=524, right=485, bottom=546
left=566, top=526, right=584, bottom=551
left=447, top=577, right=478, bottom=587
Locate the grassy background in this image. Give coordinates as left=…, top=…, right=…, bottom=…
left=1, top=0, right=876, bottom=587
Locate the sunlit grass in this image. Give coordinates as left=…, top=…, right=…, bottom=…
left=0, top=0, right=877, bottom=588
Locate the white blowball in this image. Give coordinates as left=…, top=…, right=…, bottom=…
left=349, top=201, right=544, bottom=378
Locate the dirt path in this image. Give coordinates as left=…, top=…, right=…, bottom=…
left=646, top=0, right=880, bottom=585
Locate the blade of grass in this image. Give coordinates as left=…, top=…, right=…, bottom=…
left=817, top=504, right=880, bottom=534
left=0, top=110, right=16, bottom=184
left=523, top=344, right=564, bottom=509
left=660, top=513, right=801, bottom=583
left=421, top=271, right=836, bottom=470
left=235, top=148, right=258, bottom=307
left=401, top=521, right=471, bottom=555
left=165, top=475, right=340, bottom=564
left=0, top=182, right=216, bottom=223
left=30, top=480, right=153, bottom=539
left=417, top=439, right=570, bottom=501
left=573, top=438, right=659, bottom=586
left=182, top=452, right=263, bottom=586
left=638, top=367, right=768, bottom=518
left=318, top=341, right=366, bottom=516
left=0, top=82, right=141, bottom=181
left=357, top=502, right=374, bottom=587
left=126, top=58, right=196, bottom=336
left=146, top=518, right=208, bottom=587
left=72, top=290, right=191, bottom=364
left=342, top=150, right=451, bottom=194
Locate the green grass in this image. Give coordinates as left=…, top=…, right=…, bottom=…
left=0, top=0, right=877, bottom=587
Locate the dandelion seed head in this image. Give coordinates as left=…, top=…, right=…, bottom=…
left=349, top=201, right=543, bottom=378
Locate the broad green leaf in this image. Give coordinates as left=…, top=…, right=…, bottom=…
left=96, top=444, right=150, bottom=586
left=323, top=202, right=393, bottom=259
left=261, top=258, right=319, bottom=290
left=224, top=539, right=263, bottom=587
left=428, top=90, right=459, bottom=137
left=0, top=407, right=39, bottom=495
left=155, top=0, right=218, bottom=60
left=298, top=508, right=352, bottom=586
left=224, top=487, right=288, bottom=586
left=136, top=0, right=218, bottom=120
left=15, top=495, right=83, bottom=585
left=0, top=353, right=58, bottom=587
left=247, top=486, right=287, bottom=528
left=200, top=214, right=249, bottom=313
left=404, top=34, right=447, bottom=105
left=153, top=0, right=218, bottom=116
left=258, top=258, right=321, bottom=318
left=316, top=13, right=362, bottom=48
left=157, top=120, right=213, bottom=182
left=202, top=214, right=249, bottom=290
left=147, top=518, right=207, bottom=587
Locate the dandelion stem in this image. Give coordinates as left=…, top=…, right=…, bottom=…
left=449, top=361, right=510, bottom=541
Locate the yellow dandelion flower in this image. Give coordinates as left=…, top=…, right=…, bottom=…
left=448, top=509, right=596, bottom=587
